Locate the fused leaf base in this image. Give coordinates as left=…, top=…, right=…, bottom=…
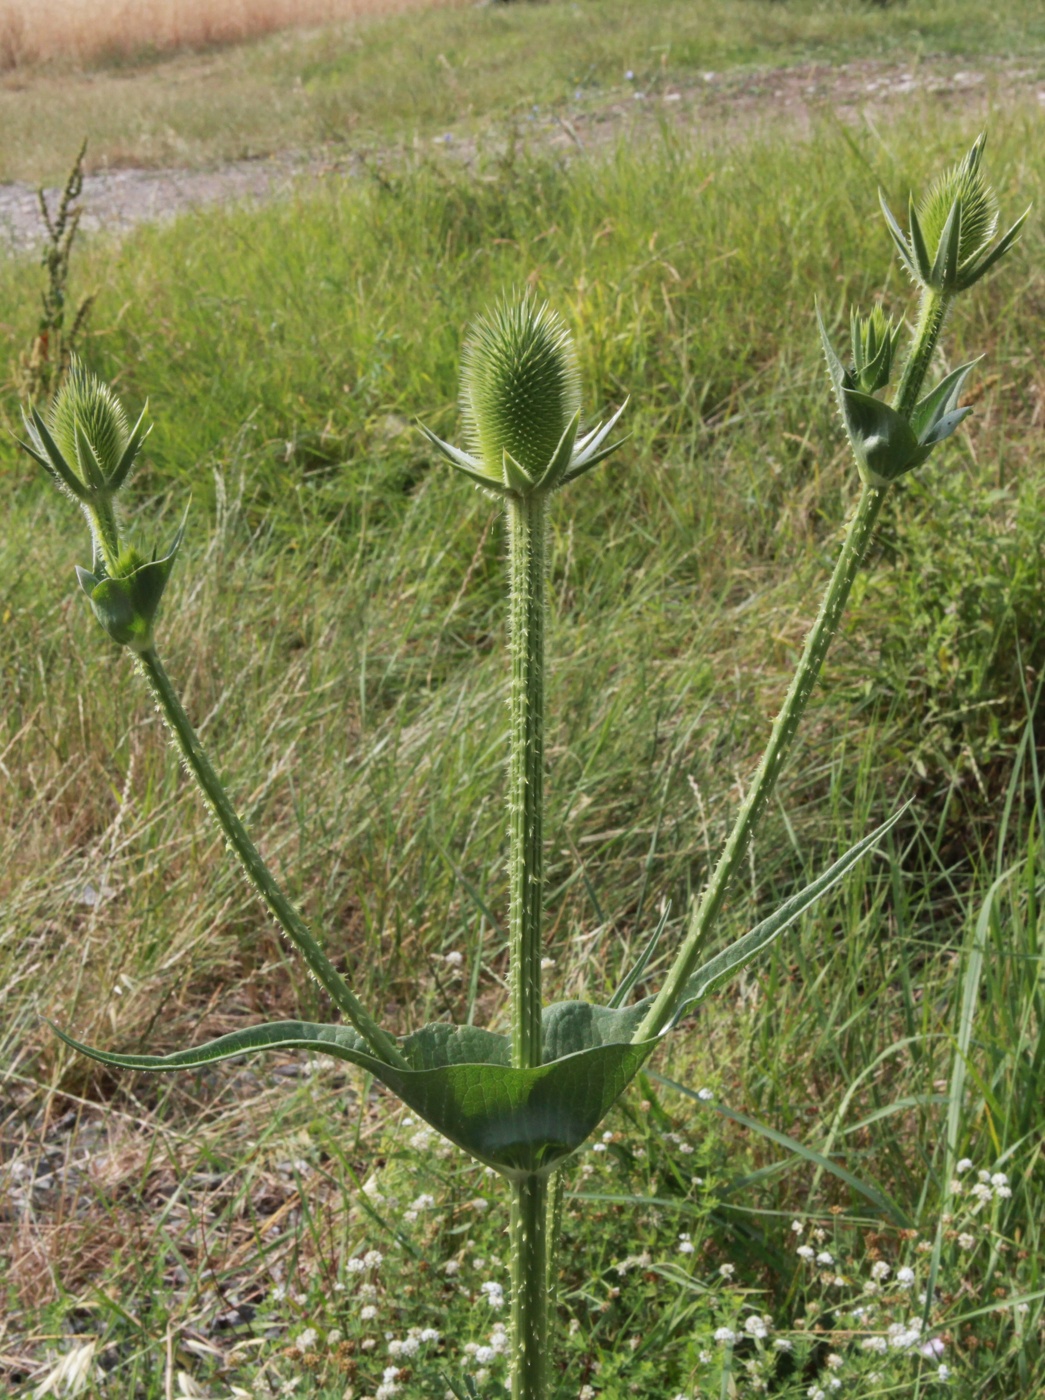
left=53, top=1001, right=656, bottom=1180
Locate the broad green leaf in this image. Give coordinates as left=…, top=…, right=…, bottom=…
left=53, top=812, right=904, bottom=1179
left=52, top=1006, right=653, bottom=1180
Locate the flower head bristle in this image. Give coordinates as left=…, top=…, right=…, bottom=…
left=916, top=137, right=999, bottom=273
left=460, top=296, right=582, bottom=479
left=49, top=359, right=130, bottom=485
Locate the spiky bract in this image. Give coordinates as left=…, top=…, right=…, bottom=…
left=879, top=134, right=1029, bottom=296
left=461, top=297, right=582, bottom=480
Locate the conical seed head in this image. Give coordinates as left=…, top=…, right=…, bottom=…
left=916, top=140, right=998, bottom=272
left=49, top=361, right=130, bottom=484
left=460, top=297, right=582, bottom=479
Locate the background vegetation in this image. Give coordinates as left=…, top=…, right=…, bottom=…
left=1, top=2, right=1043, bottom=1397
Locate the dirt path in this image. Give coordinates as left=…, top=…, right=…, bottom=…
left=2, top=57, right=1042, bottom=255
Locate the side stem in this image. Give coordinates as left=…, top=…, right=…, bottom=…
left=507, top=493, right=546, bottom=1071
left=634, top=485, right=886, bottom=1041
left=137, top=648, right=406, bottom=1068
left=637, top=276, right=953, bottom=1044
left=510, top=1173, right=549, bottom=1400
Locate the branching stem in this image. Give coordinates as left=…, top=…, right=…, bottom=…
left=637, top=286, right=950, bottom=1043
left=137, top=648, right=406, bottom=1069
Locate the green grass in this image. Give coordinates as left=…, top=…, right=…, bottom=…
left=2, top=0, right=1045, bottom=181
left=1, top=56, right=1044, bottom=1400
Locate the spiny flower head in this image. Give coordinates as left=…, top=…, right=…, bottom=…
left=916, top=139, right=998, bottom=273
left=20, top=358, right=150, bottom=504
left=418, top=294, right=627, bottom=498
left=879, top=133, right=1030, bottom=295
left=461, top=296, right=581, bottom=481
left=50, top=361, right=131, bottom=487
left=849, top=304, right=901, bottom=394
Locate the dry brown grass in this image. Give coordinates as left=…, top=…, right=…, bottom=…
left=0, top=0, right=464, bottom=70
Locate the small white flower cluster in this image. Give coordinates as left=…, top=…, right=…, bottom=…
left=480, top=1280, right=505, bottom=1309
left=402, top=1191, right=436, bottom=1223
left=346, top=1249, right=384, bottom=1274
left=376, top=1363, right=402, bottom=1398
left=954, top=1162, right=1012, bottom=1210
left=677, top=1234, right=695, bottom=1256
left=464, top=1321, right=509, bottom=1366
left=388, top=1327, right=441, bottom=1361
left=743, top=1314, right=771, bottom=1341
left=615, top=1250, right=653, bottom=1275
left=661, top=1130, right=696, bottom=1154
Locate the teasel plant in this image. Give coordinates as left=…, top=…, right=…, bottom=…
left=23, top=135, right=1025, bottom=1400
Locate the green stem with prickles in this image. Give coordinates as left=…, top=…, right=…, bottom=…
left=137, top=648, right=407, bottom=1069
left=636, top=279, right=952, bottom=1045
left=506, top=489, right=549, bottom=1400
left=894, top=289, right=951, bottom=418
left=507, top=492, right=546, bottom=1072
left=510, top=1173, right=549, bottom=1400
left=634, top=483, right=886, bottom=1041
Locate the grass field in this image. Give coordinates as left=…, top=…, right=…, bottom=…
left=2, top=2, right=1045, bottom=1397
left=1, top=0, right=1045, bottom=182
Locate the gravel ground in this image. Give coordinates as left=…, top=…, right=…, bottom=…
left=2, top=58, right=1042, bottom=255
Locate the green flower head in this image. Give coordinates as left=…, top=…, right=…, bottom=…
left=418, top=295, right=627, bottom=497
left=20, top=359, right=150, bottom=503
left=461, top=296, right=582, bottom=481
left=879, top=134, right=1030, bottom=295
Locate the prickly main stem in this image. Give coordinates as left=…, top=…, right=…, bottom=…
left=510, top=1173, right=549, bottom=1400
left=507, top=492, right=546, bottom=1071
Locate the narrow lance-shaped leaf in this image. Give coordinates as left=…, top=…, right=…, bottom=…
left=668, top=806, right=908, bottom=1027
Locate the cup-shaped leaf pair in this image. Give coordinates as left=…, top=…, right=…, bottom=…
left=418, top=297, right=627, bottom=497
left=819, top=306, right=979, bottom=486
left=75, top=521, right=185, bottom=652
left=52, top=810, right=899, bottom=1177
